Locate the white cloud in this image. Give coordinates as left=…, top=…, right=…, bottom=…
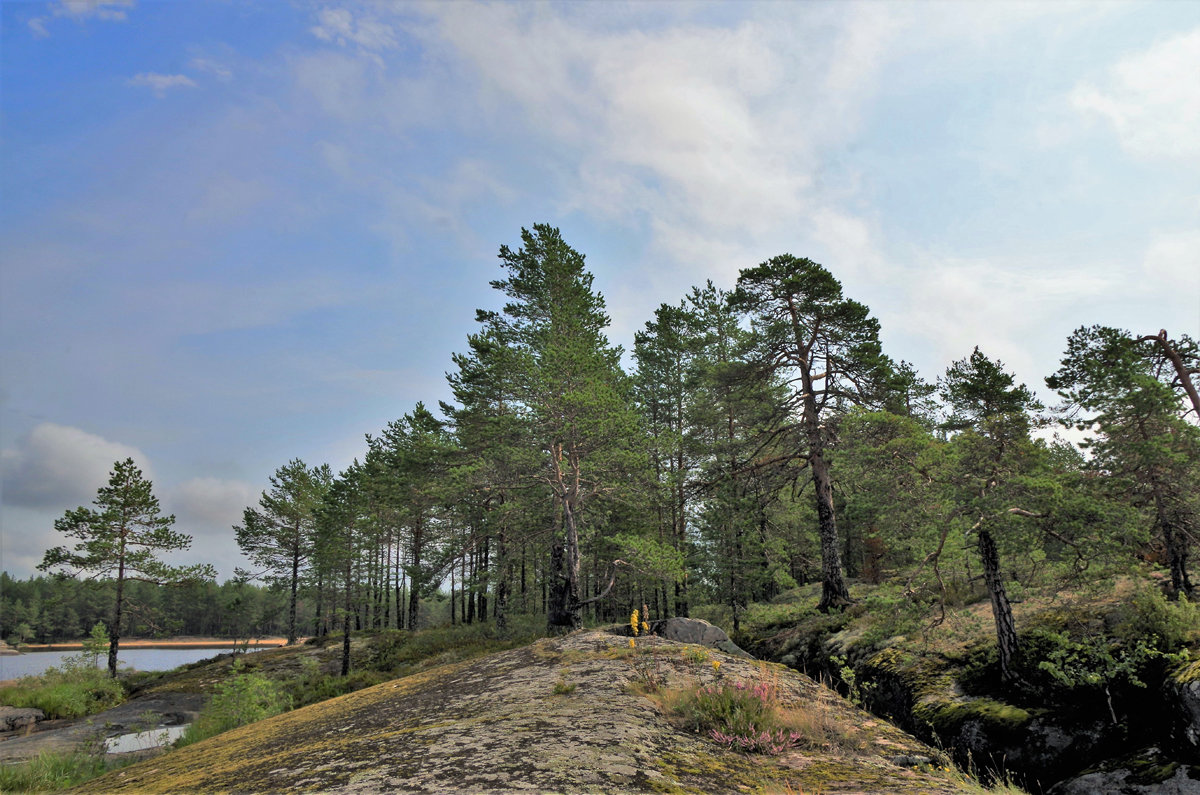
left=311, top=7, right=397, bottom=53
left=418, top=4, right=897, bottom=276
left=170, top=477, right=256, bottom=527
left=1143, top=229, right=1200, bottom=296
left=1071, top=28, right=1200, bottom=163
left=128, top=72, right=198, bottom=98
left=190, top=58, right=234, bottom=82
left=888, top=256, right=1119, bottom=385
left=1, top=423, right=151, bottom=509
left=29, top=0, right=134, bottom=37
left=185, top=174, right=274, bottom=227
left=809, top=208, right=886, bottom=281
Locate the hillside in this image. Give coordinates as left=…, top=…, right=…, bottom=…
left=74, top=628, right=981, bottom=794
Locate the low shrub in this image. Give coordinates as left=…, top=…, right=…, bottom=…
left=177, top=662, right=290, bottom=747
left=0, top=655, right=125, bottom=719
left=0, top=750, right=135, bottom=792
left=658, top=666, right=862, bottom=756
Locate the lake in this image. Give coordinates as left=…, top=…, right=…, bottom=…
left=0, top=646, right=267, bottom=680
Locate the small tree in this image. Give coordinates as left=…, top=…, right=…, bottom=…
left=39, top=458, right=216, bottom=677
left=235, top=459, right=332, bottom=644
left=729, top=255, right=893, bottom=611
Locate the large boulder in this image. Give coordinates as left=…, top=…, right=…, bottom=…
left=0, top=706, right=45, bottom=733
left=1048, top=746, right=1200, bottom=794
left=1168, top=661, right=1200, bottom=749
left=651, top=617, right=753, bottom=658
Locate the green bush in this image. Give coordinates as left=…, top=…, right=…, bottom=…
left=1110, top=586, right=1200, bottom=649
left=671, top=679, right=781, bottom=739
left=0, top=654, right=125, bottom=719
left=0, top=750, right=135, bottom=792
left=177, top=662, right=290, bottom=747
left=286, top=669, right=391, bottom=708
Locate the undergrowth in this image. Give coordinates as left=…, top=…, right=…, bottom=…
left=0, top=750, right=136, bottom=792
left=0, top=657, right=125, bottom=720
left=176, top=660, right=291, bottom=747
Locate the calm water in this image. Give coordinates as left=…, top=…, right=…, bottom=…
left=0, top=646, right=266, bottom=680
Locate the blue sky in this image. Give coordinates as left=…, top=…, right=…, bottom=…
left=2, top=0, right=1198, bottom=581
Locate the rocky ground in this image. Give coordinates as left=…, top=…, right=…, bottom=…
left=69, top=628, right=978, bottom=794
left=0, top=693, right=205, bottom=764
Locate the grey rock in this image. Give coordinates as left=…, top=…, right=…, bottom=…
left=1174, top=678, right=1200, bottom=748
left=0, top=706, right=45, bottom=733
left=1051, top=765, right=1200, bottom=795
left=651, top=618, right=753, bottom=658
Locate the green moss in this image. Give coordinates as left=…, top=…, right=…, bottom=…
left=916, top=697, right=1033, bottom=736
left=1171, top=658, right=1200, bottom=684
left=655, top=748, right=782, bottom=793
left=1124, top=757, right=1181, bottom=785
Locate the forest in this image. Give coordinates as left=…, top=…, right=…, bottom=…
left=15, top=224, right=1200, bottom=689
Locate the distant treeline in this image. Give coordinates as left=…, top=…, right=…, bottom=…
left=0, top=572, right=455, bottom=644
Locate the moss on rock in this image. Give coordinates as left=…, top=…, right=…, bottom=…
left=75, top=631, right=970, bottom=794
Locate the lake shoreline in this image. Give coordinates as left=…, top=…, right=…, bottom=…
left=17, top=636, right=296, bottom=652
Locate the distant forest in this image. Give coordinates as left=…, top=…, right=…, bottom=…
left=18, top=225, right=1200, bottom=681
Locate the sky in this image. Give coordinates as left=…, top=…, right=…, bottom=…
left=2, top=0, right=1198, bottom=582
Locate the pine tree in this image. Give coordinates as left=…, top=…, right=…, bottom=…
left=729, top=255, right=892, bottom=612
left=482, top=224, right=643, bottom=631
left=1048, top=326, right=1200, bottom=596
left=40, top=458, right=216, bottom=676
left=234, top=459, right=332, bottom=644
left=939, top=349, right=1045, bottom=680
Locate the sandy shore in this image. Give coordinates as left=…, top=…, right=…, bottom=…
left=19, top=636, right=295, bottom=652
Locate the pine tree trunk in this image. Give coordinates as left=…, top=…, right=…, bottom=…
left=1156, top=489, right=1194, bottom=597
left=813, top=453, right=852, bottom=612
left=978, top=527, right=1019, bottom=680
left=288, top=532, right=300, bottom=644
left=495, top=527, right=509, bottom=633
left=547, top=540, right=574, bottom=632
left=341, top=552, right=352, bottom=676
left=314, top=569, right=324, bottom=637
left=109, top=553, right=125, bottom=679
left=408, top=517, right=422, bottom=631
left=472, top=538, right=482, bottom=624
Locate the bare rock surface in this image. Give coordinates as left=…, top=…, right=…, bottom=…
left=650, top=618, right=752, bottom=659
left=0, top=693, right=204, bottom=762
left=0, top=706, right=45, bottom=734
left=76, top=629, right=972, bottom=794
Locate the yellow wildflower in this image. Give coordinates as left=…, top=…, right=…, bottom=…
left=630, top=608, right=640, bottom=636
left=712, top=660, right=722, bottom=673
left=641, top=620, right=649, bottom=634
left=629, top=639, right=636, bottom=649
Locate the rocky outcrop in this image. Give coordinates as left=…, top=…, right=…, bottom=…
left=1049, top=747, right=1200, bottom=794
left=1168, top=660, right=1200, bottom=750
left=0, top=694, right=204, bottom=763
left=75, top=630, right=973, bottom=794
left=650, top=617, right=753, bottom=657
left=0, top=706, right=44, bottom=733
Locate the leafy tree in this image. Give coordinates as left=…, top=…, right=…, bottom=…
left=39, top=458, right=216, bottom=676
left=443, top=329, right=540, bottom=633
left=1048, top=325, right=1200, bottom=596
left=314, top=463, right=367, bottom=676
left=685, top=281, right=790, bottom=627
left=481, top=224, right=644, bottom=631
left=729, top=255, right=892, bottom=611
left=634, top=300, right=705, bottom=616
left=234, top=459, right=332, bottom=644
left=366, top=403, right=457, bottom=631
left=939, top=350, right=1045, bottom=679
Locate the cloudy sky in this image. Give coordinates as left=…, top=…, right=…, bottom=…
left=2, top=1, right=1197, bottom=581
